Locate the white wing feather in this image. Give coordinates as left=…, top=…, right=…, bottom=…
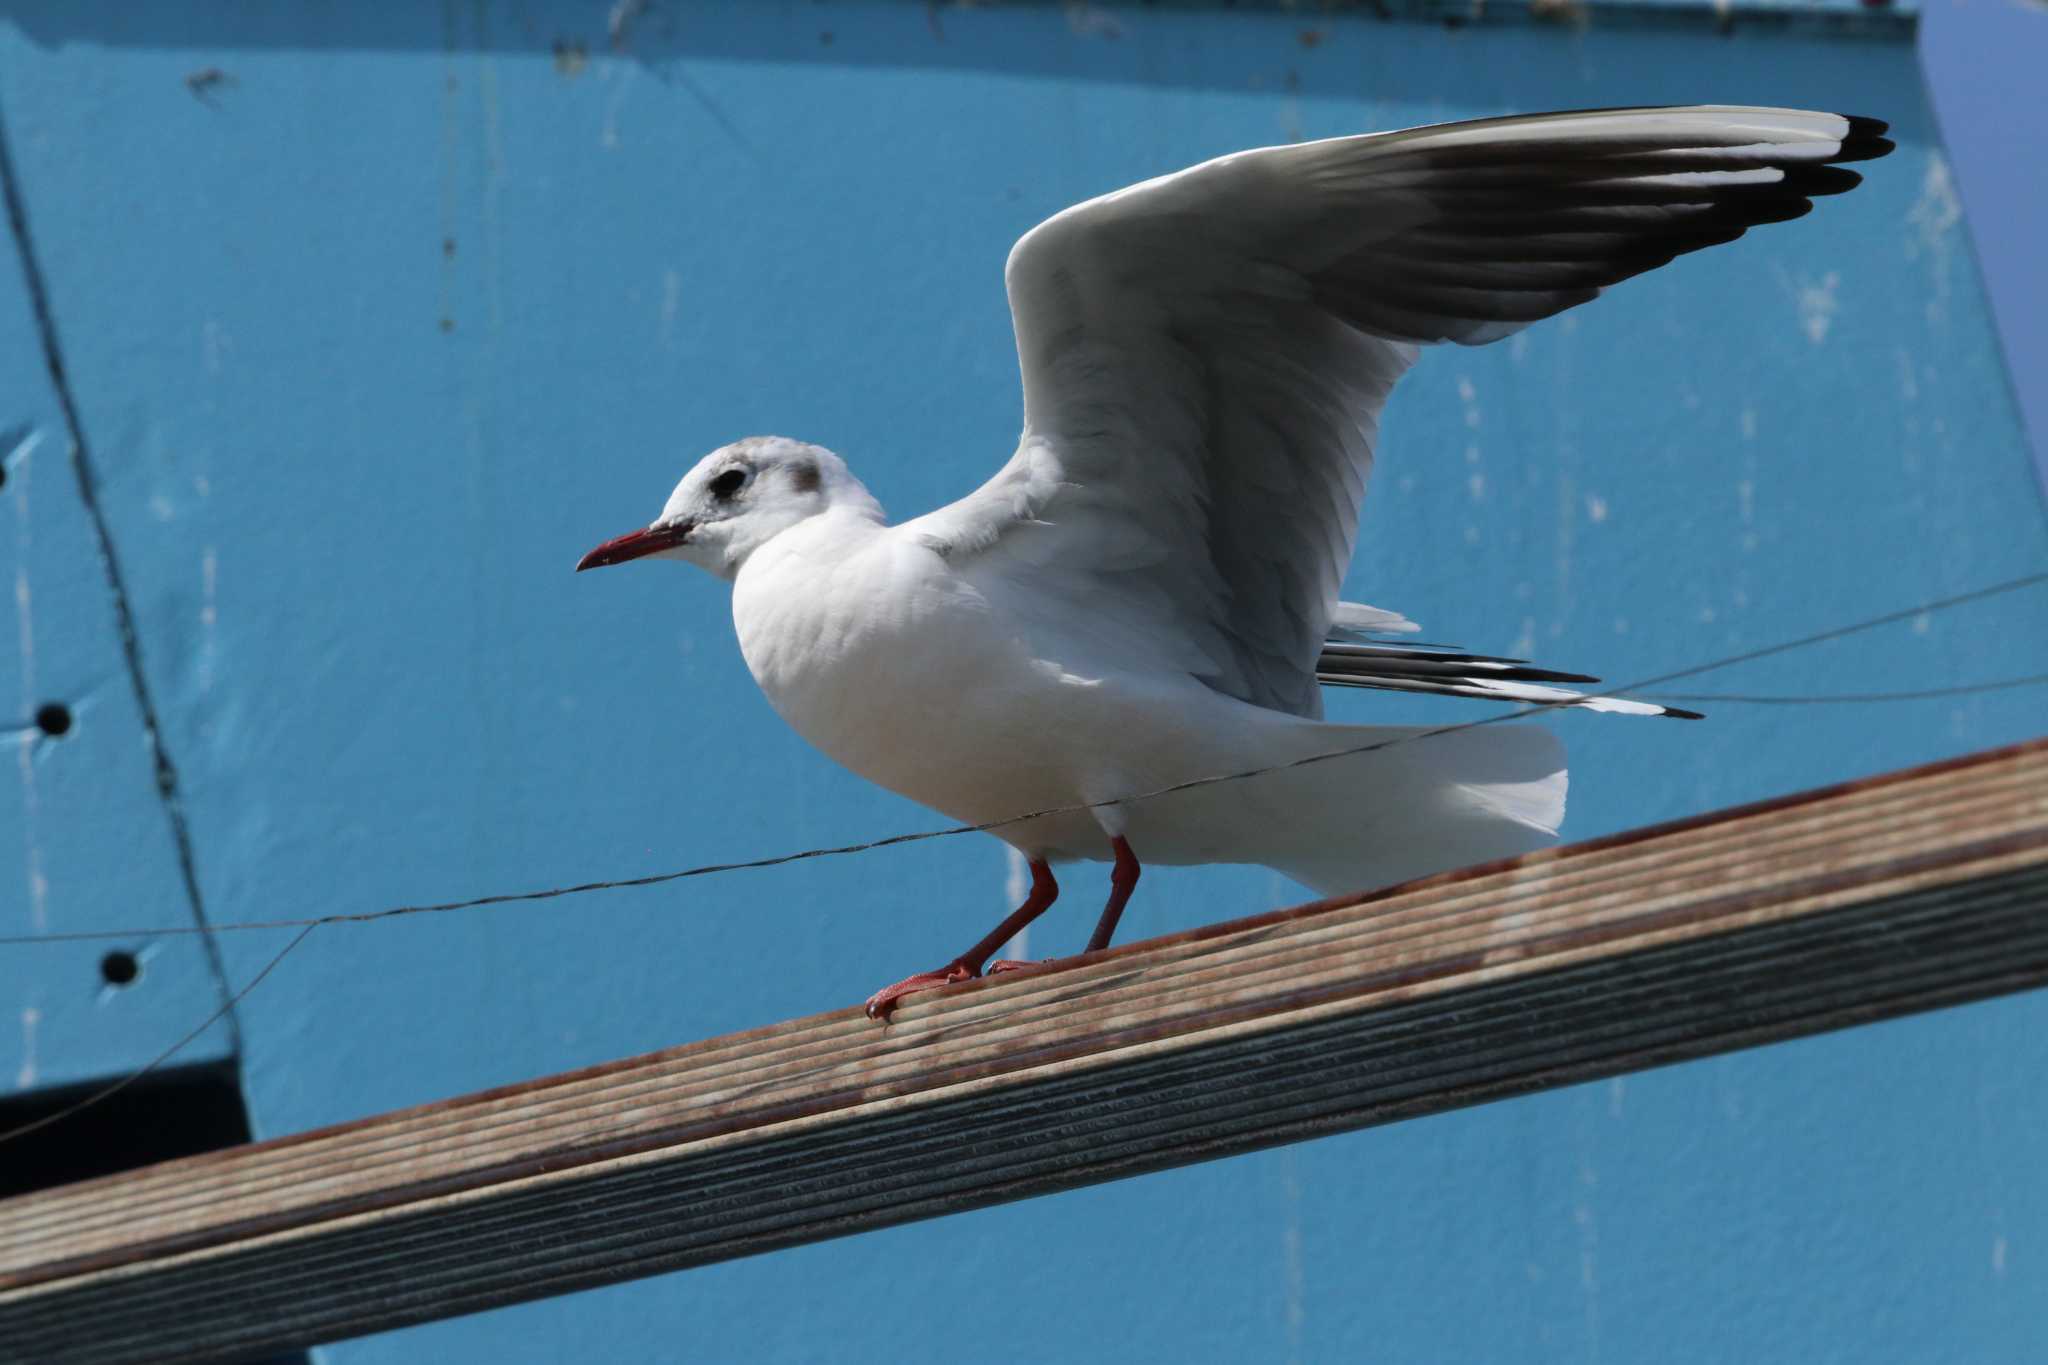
left=909, top=106, right=1890, bottom=718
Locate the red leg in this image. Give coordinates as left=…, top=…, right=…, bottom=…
left=996, top=838, right=1141, bottom=973
left=1083, top=837, right=1141, bottom=953
left=864, top=859, right=1058, bottom=1020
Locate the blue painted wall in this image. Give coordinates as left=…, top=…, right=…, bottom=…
left=4, top=2, right=2045, bottom=1360
left=1920, top=0, right=2048, bottom=492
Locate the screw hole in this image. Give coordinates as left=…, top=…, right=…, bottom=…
left=35, top=703, right=72, bottom=737
left=101, top=950, right=140, bottom=987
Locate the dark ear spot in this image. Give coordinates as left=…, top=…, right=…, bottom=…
left=789, top=460, right=822, bottom=495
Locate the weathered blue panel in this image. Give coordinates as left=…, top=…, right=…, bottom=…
left=2, top=1, right=2043, bottom=1361
left=1, top=184, right=234, bottom=1093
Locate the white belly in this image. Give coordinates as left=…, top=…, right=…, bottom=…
left=724, top=515, right=1565, bottom=892
left=730, top=516, right=1254, bottom=861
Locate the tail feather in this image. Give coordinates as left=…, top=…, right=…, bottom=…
left=1262, top=722, right=1566, bottom=896
left=1116, top=720, right=1567, bottom=898
left=1317, top=608, right=1702, bottom=720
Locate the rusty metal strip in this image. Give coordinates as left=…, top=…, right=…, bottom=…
left=7, top=740, right=2035, bottom=1260
left=0, top=739, right=2043, bottom=1364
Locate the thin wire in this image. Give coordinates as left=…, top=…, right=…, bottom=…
left=0, top=925, right=315, bottom=1147
left=5, top=567, right=2043, bottom=951
left=1, top=568, right=2042, bottom=1150
left=1645, top=672, right=2048, bottom=705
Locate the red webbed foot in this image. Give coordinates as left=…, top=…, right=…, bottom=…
left=864, top=961, right=976, bottom=1020
left=864, top=859, right=1063, bottom=1022
left=985, top=958, right=1054, bottom=976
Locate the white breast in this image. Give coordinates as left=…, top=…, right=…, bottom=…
left=728, top=510, right=1296, bottom=863
left=732, top=514, right=1056, bottom=824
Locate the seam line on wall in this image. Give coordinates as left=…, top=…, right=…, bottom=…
left=0, top=98, right=244, bottom=1054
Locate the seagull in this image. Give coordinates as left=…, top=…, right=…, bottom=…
left=577, top=106, right=1891, bottom=1018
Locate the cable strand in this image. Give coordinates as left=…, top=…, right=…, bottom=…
left=1645, top=672, right=2048, bottom=705
left=4, top=568, right=2044, bottom=950
left=0, top=925, right=315, bottom=1147
left=1, top=568, right=2041, bottom=1149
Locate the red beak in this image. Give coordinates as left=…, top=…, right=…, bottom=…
left=575, top=520, right=693, bottom=572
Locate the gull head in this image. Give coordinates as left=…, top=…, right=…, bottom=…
left=575, top=436, right=878, bottom=581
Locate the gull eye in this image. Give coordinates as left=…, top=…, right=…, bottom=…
left=709, top=468, right=747, bottom=500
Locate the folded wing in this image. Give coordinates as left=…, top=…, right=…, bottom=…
left=1315, top=632, right=1701, bottom=719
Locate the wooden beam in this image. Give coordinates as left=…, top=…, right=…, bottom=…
left=4, top=738, right=2045, bottom=1364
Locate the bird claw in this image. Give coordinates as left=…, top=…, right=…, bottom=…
left=985, top=958, right=1051, bottom=976
left=863, top=961, right=977, bottom=1020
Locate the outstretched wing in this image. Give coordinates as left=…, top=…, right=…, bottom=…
left=911, top=106, right=1891, bottom=718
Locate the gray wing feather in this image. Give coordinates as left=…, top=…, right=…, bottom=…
left=912, top=106, right=1890, bottom=718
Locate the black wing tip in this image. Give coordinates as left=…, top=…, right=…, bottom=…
left=1517, top=667, right=1601, bottom=685
left=1660, top=705, right=1707, bottom=720
left=1797, top=164, right=1865, bottom=197
left=1737, top=195, right=1816, bottom=227
left=1836, top=114, right=1896, bottom=164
